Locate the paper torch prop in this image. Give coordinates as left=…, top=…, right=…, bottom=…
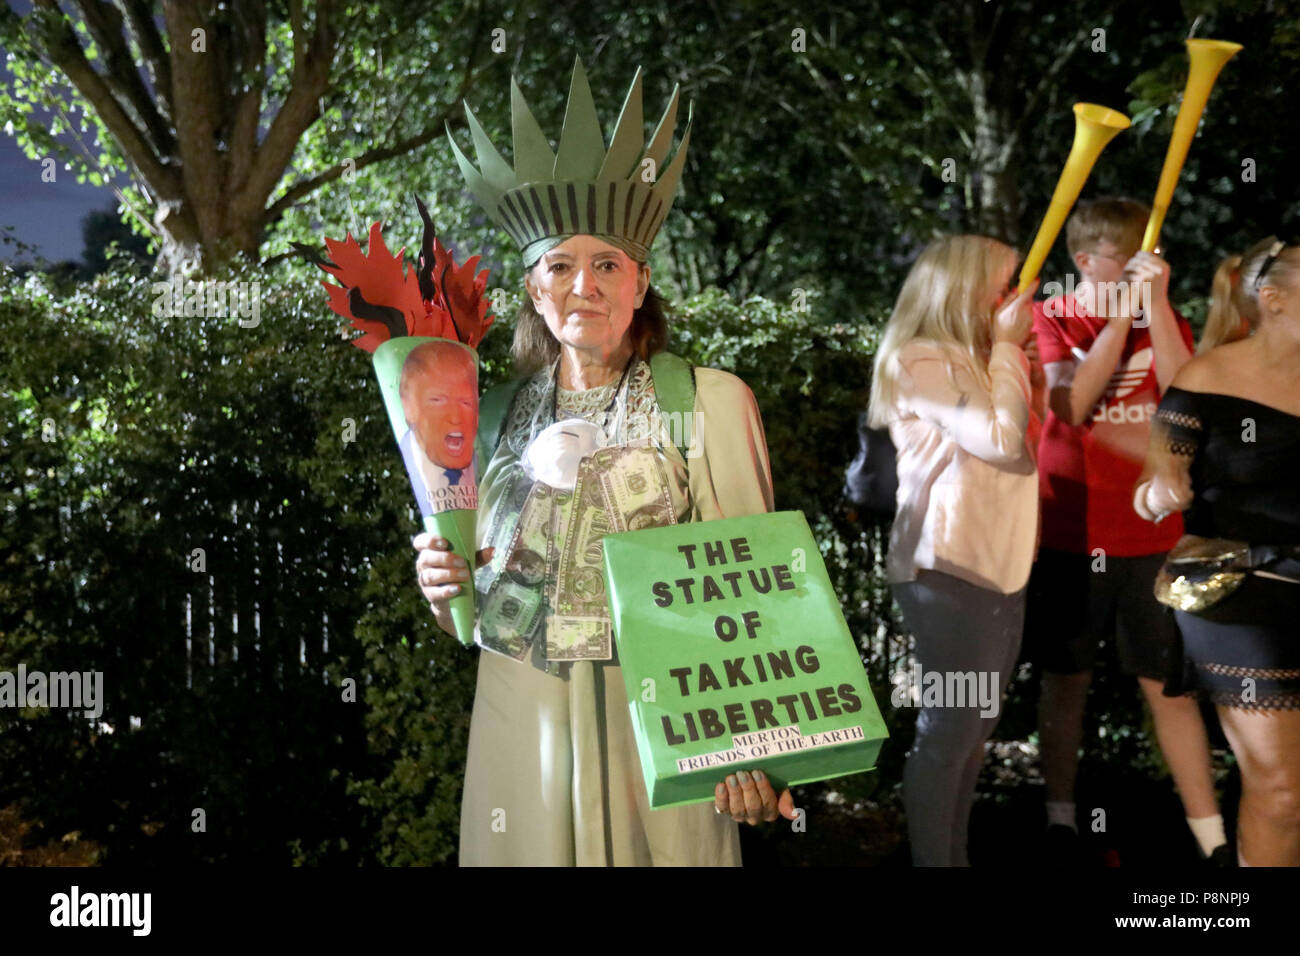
left=297, top=198, right=493, bottom=644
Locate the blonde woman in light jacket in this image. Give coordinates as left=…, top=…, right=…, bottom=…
left=869, top=235, right=1042, bottom=866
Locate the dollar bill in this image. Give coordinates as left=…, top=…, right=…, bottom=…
left=548, top=457, right=613, bottom=660
left=474, top=469, right=534, bottom=586
left=477, top=579, right=544, bottom=661
left=554, top=457, right=612, bottom=619
left=545, top=484, right=574, bottom=596
left=543, top=614, right=612, bottom=662
left=477, top=482, right=553, bottom=661
left=591, top=444, right=678, bottom=534
left=545, top=447, right=678, bottom=661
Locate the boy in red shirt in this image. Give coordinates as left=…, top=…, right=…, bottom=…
left=1025, top=197, right=1226, bottom=863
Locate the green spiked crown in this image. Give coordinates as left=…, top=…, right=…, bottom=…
left=447, top=57, right=693, bottom=267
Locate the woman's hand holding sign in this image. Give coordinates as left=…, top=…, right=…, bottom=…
left=714, top=770, right=798, bottom=825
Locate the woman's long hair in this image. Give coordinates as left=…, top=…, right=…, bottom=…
left=1197, top=254, right=1254, bottom=354
left=868, top=235, right=1016, bottom=428
left=511, top=267, right=669, bottom=376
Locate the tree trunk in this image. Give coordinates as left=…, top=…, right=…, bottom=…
left=29, top=0, right=338, bottom=279
left=152, top=200, right=264, bottom=275
left=966, top=70, right=1022, bottom=243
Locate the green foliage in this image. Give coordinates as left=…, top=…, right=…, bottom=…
left=6, top=0, right=1297, bottom=320
left=1, top=260, right=391, bottom=863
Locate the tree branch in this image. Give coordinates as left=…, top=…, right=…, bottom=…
left=225, top=0, right=267, bottom=197
left=212, top=8, right=236, bottom=142
left=116, top=0, right=173, bottom=124
left=69, top=0, right=173, bottom=156
left=289, top=0, right=305, bottom=78
left=29, top=0, right=179, bottom=198
left=265, top=99, right=467, bottom=225
left=981, top=0, right=1008, bottom=72
left=719, top=211, right=785, bottom=289
left=233, top=0, right=339, bottom=219
left=264, top=39, right=482, bottom=224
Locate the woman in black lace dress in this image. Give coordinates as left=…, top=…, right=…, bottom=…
left=1134, top=236, right=1300, bottom=866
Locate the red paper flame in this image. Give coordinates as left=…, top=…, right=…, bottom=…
left=313, top=219, right=493, bottom=352
left=424, top=235, right=493, bottom=349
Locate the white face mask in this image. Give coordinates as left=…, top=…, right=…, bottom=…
left=520, top=418, right=607, bottom=491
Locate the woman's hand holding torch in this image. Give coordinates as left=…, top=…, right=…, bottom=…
left=414, top=535, right=494, bottom=640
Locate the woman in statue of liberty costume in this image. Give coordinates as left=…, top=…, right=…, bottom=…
left=413, top=58, right=797, bottom=865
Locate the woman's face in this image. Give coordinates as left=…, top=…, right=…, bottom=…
left=524, top=235, right=650, bottom=357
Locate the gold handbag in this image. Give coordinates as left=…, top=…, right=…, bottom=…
left=1154, top=535, right=1300, bottom=612
left=1154, top=535, right=1252, bottom=613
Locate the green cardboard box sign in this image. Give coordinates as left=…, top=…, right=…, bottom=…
left=602, top=510, right=888, bottom=809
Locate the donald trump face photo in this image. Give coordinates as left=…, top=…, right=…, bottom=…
left=399, top=341, right=478, bottom=471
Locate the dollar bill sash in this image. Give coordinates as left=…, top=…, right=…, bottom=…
left=473, top=359, right=678, bottom=671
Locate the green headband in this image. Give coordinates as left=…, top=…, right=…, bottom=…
left=447, top=56, right=693, bottom=268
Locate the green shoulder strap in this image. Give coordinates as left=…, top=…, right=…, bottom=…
left=648, top=351, right=696, bottom=461
left=475, top=351, right=697, bottom=465
left=475, top=377, right=529, bottom=470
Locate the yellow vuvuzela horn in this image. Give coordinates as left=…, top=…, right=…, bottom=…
left=1141, top=38, right=1242, bottom=252
left=1019, top=103, right=1132, bottom=291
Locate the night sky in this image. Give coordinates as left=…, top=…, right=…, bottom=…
left=1, top=0, right=121, bottom=266
left=0, top=131, right=120, bottom=265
